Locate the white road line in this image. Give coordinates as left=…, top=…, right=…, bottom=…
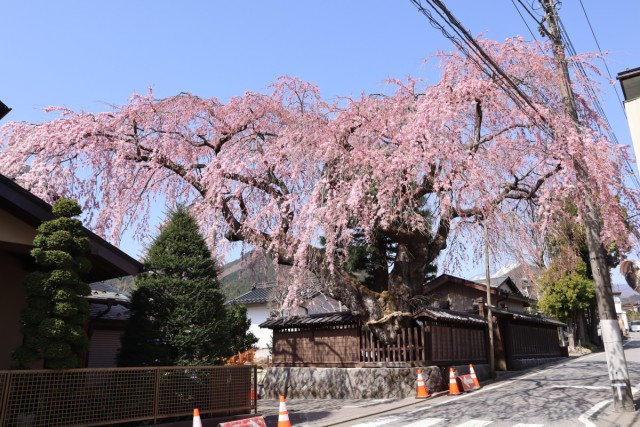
left=453, top=421, right=492, bottom=427
left=348, top=415, right=404, bottom=427
left=550, top=385, right=609, bottom=390
left=512, top=424, right=544, bottom=427
left=578, top=399, right=610, bottom=427
left=577, top=380, right=640, bottom=426
left=344, top=399, right=394, bottom=408
left=401, top=419, right=446, bottom=427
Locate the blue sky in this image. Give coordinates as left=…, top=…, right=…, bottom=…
left=3, top=1, right=639, bottom=283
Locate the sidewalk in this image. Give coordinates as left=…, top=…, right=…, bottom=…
left=257, top=396, right=428, bottom=427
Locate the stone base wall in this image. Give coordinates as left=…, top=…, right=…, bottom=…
left=262, top=366, right=447, bottom=399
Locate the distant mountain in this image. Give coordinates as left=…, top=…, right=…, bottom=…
left=219, top=250, right=277, bottom=300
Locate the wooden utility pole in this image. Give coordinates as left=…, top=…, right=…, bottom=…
left=484, top=220, right=496, bottom=379
left=541, top=0, right=635, bottom=411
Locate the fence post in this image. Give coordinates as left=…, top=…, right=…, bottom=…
left=253, top=365, right=257, bottom=414
left=152, top=368, right=160, bottom=424
left=0, top=371, right=13, bottom=427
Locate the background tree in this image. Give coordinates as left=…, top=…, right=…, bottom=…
left=13, top=199, right=91, bottom=369
left=538, top=259, right=596, bottom=349
left=2, top=38, right=638, bottom=343
left=118, top=206, right=256, bottom=366
left=540, top=203, right=621, bottom=347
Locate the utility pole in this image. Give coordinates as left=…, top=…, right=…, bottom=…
left=541, top=0, right=635, bottom=411
left=484, top=220, right=496, bottom=379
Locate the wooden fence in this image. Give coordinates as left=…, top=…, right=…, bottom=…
left=0, top=365, right=256, bottom=427
left=270, top=313, right=565, bottom=369
left=505, top=321, right=565, bottom=360
left=271, top=320, right=488, bottom=367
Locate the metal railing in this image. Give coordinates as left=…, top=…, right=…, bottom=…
left=0, top=365, right=257, bottom=427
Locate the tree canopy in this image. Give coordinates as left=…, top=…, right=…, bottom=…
left=118, top=206, right=256, bottom=366
left=2, top=37, right=638, bottom=341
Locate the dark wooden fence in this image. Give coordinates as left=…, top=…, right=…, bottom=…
left=0, top=365, right=256, bottom=427
left=273, top=324, right=360, bottom=366
left=505, top=321, right=565, bottom=360
left=270, top=312, right=565, bottom=369
left=271, top=320, right=488, bottom=367
left=427, top=322, right=487, bottom=364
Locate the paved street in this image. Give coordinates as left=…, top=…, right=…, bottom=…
left=259, top=336, right=640, bottom=426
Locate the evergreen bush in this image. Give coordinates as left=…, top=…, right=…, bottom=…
left=13, top=198, right=92, bottom=369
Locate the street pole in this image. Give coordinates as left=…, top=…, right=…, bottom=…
left=540, top=0, right=635, bottom=411
left=484, top=219, right=496, bottom=379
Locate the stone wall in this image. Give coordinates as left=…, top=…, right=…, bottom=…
left=262, top=366, right=447, bottom=399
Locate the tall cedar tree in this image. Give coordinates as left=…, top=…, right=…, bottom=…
left=13, top=199, right=92, bottom=369
left=118, top=206, right=256, bottom=366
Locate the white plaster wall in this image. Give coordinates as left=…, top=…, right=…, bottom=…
left=247, top=304, right=272, bottom=349
left=625, top=98, right=640, bottom=176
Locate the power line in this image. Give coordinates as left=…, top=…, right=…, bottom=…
left=511, top=0, right=538, bottom=41
left=578, top=0, right=625, bottom=111
left=556, top=16, right=640, bottom=187
left=508, top=0, right=640, bottom=188
left=409, top=0, right=544, bottom=119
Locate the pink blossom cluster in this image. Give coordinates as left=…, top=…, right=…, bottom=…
left=1, top=37, right=638, bottom=284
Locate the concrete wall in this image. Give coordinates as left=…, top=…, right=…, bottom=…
left=0, top=251, right=28, bottom=370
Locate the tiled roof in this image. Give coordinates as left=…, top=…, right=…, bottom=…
left=88, top=281, right=131, bottom=321
left=413, top=306, right=487, bottom=325
left=473, top=275, right=510, bottom=288
left=259, top=311, right=359, bottom=329
left=90, top=303, right=130, bottom=321
left=227, top=286, right=273, bottom=305
left=492, top=308, right=566, bottom=327
left=226, top=275, right=324, bottom=305
left=88, top=281, right=130, bottom=305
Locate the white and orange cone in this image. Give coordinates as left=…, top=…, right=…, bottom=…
left=448, top=368, right=461, bottom=396
left=469, top=363, right=481, bottom=389
left=192, top=408, right=202, bottom=427
left=278, top=395, right=291, bottom=427
left=416, top=369, right=430, bottom=398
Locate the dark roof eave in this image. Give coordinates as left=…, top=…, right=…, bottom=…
left=0, top=174, right=142, bottom=278
left=617, top=66, right=640, bottom=81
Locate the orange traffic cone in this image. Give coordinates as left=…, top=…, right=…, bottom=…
left=448, top=368, right=461, bottom=396
left=192, top=408, right=202, bottom=427
left=469, top=364, right=481, bottom=389
left=278, top=395, right=291, bottom=427
left=416, top=369, right=430, bottom=398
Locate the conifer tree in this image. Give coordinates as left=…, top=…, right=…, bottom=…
left=118, top=206, right=256, bottom=366
left=13, top=199, right=92, bottom=369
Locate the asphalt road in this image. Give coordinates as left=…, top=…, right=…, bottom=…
left=341, top=337, right=640, bottom=427
left=259, top=335, right=640, bottom=426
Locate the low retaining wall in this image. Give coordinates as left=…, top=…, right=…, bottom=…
left=262, top=366, right=447, bottom=399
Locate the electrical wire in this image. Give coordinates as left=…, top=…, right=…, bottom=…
left=509, top=0, right=640, bottom=188
left=410, top=0, right=544, bottom=120
left=578, top=0, right=625, bottom=111
left=511, top=0, right=538, bottom=41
